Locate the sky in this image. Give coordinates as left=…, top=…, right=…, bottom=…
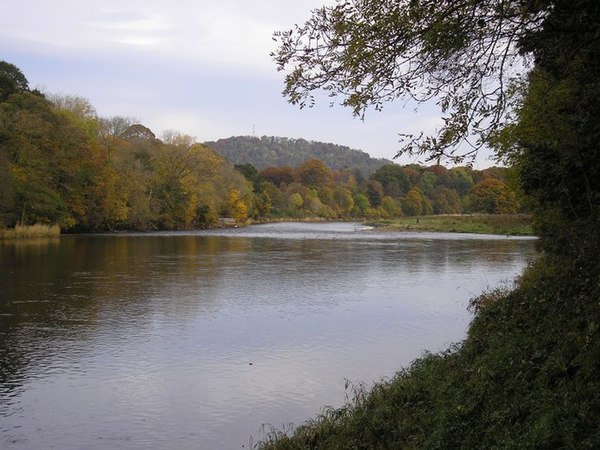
left=1, top=0, right=496, bottom=167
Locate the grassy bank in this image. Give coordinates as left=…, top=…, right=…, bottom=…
left=0, top=224, right=61, bottom=239
left=258, top=255, right=600, bottom=448
left=367, top=214, right=534, bottom=236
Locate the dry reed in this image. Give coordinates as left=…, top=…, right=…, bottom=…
left=0, top=224, right=61, bottom=239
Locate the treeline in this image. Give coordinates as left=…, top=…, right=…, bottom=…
left=0, top=61, right=251, bottom=231
left=0, top=61, right=523, bottom=232
left=204, top=135, right=392, bottom=175
left=246, top=160, right=523, bottom=220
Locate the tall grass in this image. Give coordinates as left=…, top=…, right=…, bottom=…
left=369, top=214, right=533, bottom=236
left=0, top=223, right=61, bottom=239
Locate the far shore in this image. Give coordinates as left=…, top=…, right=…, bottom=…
left=1, top=214, right=534, bottom=239
left=365, top=214, right=534, bottom=236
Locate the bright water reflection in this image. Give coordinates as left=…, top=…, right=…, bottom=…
left=0, top=222, right=536, bottom=449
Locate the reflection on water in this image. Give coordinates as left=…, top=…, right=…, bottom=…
left=0, top=223, right=536, bottom=449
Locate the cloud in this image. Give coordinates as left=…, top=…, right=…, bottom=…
left=1, top=0, right=332, bottom=70
left=0, top=0, right=497, bottom=165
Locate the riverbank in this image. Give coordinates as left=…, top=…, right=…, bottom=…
left=366, top=214, right=534, bottom=236
left=258, top=253, right=600, bottom=448
left=0, top=224, right=61, bottom=239
left=0, top=215, right=532, bottom=238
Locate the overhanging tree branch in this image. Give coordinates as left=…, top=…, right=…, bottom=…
left=272, top=0, right=549, bottom=164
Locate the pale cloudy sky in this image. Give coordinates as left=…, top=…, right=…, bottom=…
left=1, top=0, right=494, bottom=166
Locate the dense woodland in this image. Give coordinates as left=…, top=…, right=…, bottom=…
left=205, top=135, right=392, bottom=174
left=0, top=61, right=522, bottom=232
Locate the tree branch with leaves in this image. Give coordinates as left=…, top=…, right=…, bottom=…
left=272, top=0, right=548, bottom=164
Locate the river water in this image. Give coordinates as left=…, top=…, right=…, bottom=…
left=0, top=222, right=536, bottom=449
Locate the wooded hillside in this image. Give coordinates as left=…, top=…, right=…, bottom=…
left=204, top=135, right=392, bottom=175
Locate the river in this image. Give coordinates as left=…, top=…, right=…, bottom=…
left=0, top=222, right=536, bottom=449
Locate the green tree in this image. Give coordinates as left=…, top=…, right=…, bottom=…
left=447, top=167, right=474, bottom=196
left=0, top=60, right=30, bottom=101
left=503, top=1, right=600, bottom=260
left=304, top=190, right=326, bottom=216
left=274, top=1, right=600, bottom=256
left=234, top=163, right=263, bottom=192
left=418, top=171, right=436, bottom=199
left=287, top=192, right=304, bottom=211
left=0, top=151, right=15, bottom=226
left=352, top=193, right=370, bottom=217
left=261, top=181, right=286, bottom=215
left=370, top=164, right=409, bottom=197
left=254, top=191, right=272, bottom=217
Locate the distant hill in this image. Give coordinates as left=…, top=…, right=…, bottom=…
left=203, top=136, right=393, bottom=175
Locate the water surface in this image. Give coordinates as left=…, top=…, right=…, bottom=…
left=0, top=222, right=536, bottom=449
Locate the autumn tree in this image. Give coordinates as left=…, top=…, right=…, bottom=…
left=432, top=186, right=463, bottom=215
left=364, top=179, right=384, bottom=208
left=0, top=90, right=89, bottom=227
left=122, top=123, right=158, bottom=143
left=297, top=158, right=331, bottom=188
left=261, top=165, right=296, bottom=187
left=332, top=186, right=354, bottom=216
left=225, top=188, right=249, bottom=223
left=381, top=196, right=402, bottom=217
left=287, top=192, right=304, bottom=212
left=402, top=187, right=431, bottom=217
left=471, top=178, right=519, bottom=214
left=99, top=116, right=138, bottom=139
left=98, top=116, right=139, bottom=158
left=152, top=136, right=243, bottom=228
